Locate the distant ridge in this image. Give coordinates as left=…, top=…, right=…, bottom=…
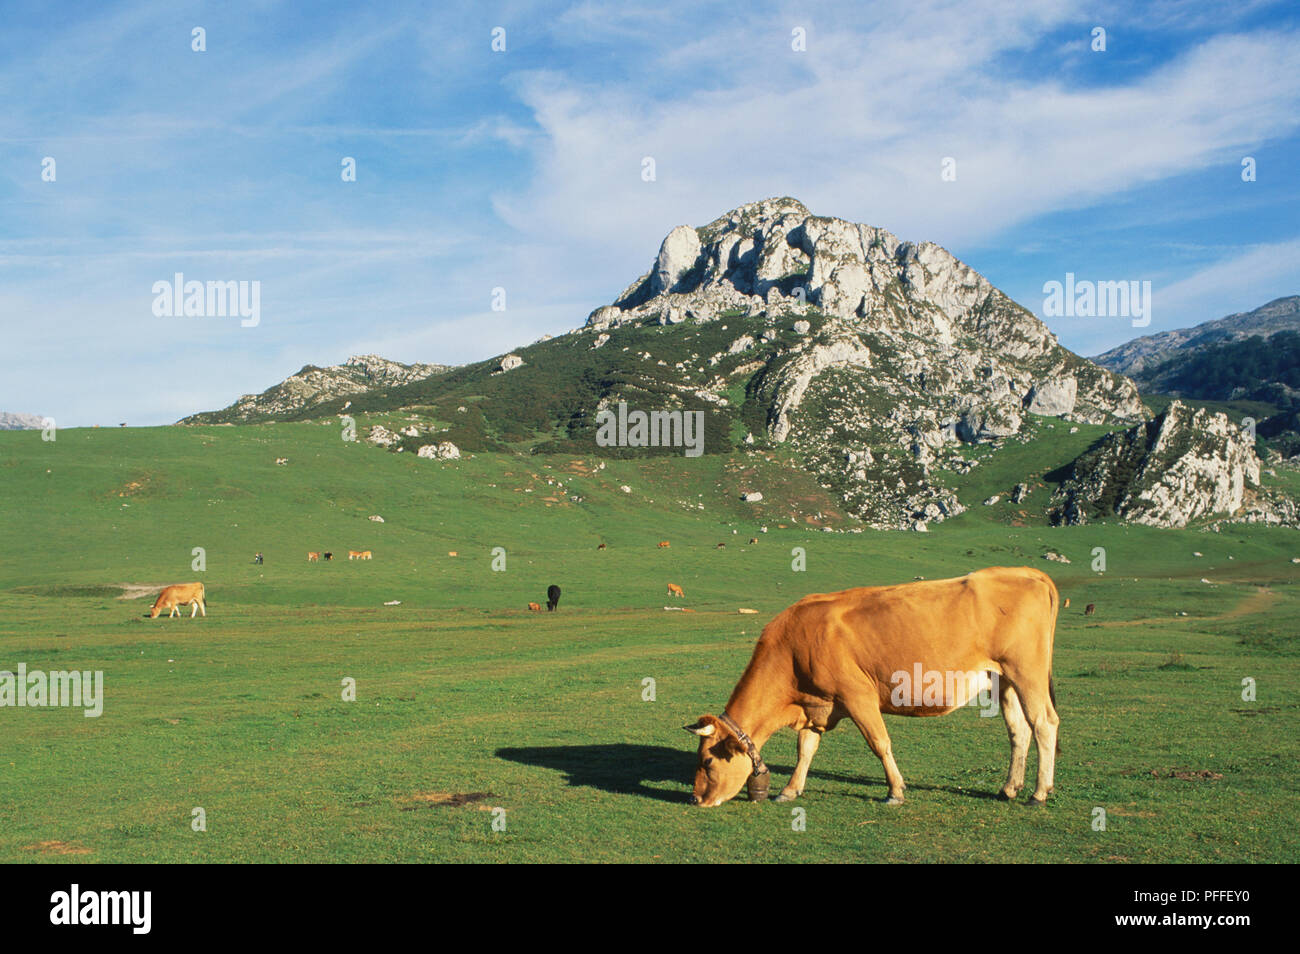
left=0, top=411, right=46, bottom=430
left=1093, top=295, right=1300, bottom=387
left=180, top=354, right=453, bottom=425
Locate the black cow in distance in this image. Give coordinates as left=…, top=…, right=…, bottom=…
left=547, top=584, right=561, bottom=612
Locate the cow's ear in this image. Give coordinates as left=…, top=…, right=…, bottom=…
left=722, top=735, right=748, bottom=758
left=684, top=719, right=716, bottom=737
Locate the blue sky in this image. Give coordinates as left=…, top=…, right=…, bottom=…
left=2, top=0, right=1298, bottom=425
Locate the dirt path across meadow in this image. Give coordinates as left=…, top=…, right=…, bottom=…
left=1088, top=585, right=1277, bottom=628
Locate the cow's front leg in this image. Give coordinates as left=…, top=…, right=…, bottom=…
left=844, top=695, right=906, bottom=804
left=775, top=728, right=821, bottom=802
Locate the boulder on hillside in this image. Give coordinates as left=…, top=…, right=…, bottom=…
left=417, top=441, right=461, bottom=460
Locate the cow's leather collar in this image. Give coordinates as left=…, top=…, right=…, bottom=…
left=719, top=712, right=769, bottom=779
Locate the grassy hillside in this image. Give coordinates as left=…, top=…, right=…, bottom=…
left=1, top=423, right=1298, bottom=862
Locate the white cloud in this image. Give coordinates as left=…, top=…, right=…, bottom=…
left=496, top=9, right=1300, bottom=257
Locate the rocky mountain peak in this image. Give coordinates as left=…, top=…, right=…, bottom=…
left=574, top=198, right=1149, bottom=527
left=588, top=197, right=1007, bottom=345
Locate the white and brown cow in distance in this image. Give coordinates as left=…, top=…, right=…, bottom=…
left=148, top=582, right=207, bottom=619
left=685, top=566, right=1060, bottom=807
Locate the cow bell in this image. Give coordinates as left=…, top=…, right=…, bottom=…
left=746, top=770, right=770, bottom=802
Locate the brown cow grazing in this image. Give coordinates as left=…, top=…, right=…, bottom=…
left=1063, top=598, right=1070, bottom=609
left=658, top=540, right=671, bottom=548
left=684, top=567, right=1060, bottom=807
left=148, top=583, right=207, bottom=619
left=528, top=602, right=541, bottom=612
left=360, top=550, right=373, bottom=560
left=749, top=538, right=759, bottom=545
left=597, top=543, right=607, bottom=550
left=348, top=550, right=363, bottom=560
left=308, top=551, right=320, bottom=562
left=716, top=543, right=726, bottom=549
left=1085, top=603, right=1095, bottom=616
left=667, top=583, right=684, bottom=598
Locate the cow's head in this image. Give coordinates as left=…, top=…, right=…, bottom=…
left=684, top=715, right=753, bottom=807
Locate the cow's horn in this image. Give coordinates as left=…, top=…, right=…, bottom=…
left=684, top=721, right=715, bottom=736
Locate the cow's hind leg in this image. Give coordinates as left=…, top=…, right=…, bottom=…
left=198, top=599, right=206, bottom=617
left=842, top=695, right=906, bottom=804
left=998, top=679, right=1031, bottom=800
left=775, top=728, right=821, bottom=802
left=1004, top=671, right=1059, bottom=804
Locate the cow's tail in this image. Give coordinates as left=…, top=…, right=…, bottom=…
left=1047, top=574, right=1061, bottom=754
left=1049, top=674, right=1060, bottom=753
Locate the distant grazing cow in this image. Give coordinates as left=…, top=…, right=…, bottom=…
left=547, top=584, right=561, bottom=612
left=253, top=552, right=263, bottom=565
left=667, top=583, right=684, bottom=598
left=148, top=583, right=206, bottom=619
left=528, top=602, right=541, bottom=612
left=1063, top=598, right=1070, bottom=608
left=360, top=550, right=373, bottom=560
left=749, top=538, right=759, bottom=544
left=1085, top=603, right=1096, bottom=616
left=348, top=550, right=363, bottom=560
left=323, top=552, right=333, bottom=561
left=597, top=543, right=607, bottom=550
left=716, top=543, right=726, bottom=549
left=308, top=552, right=320, bottom=562
left=658, top=541, right=670, bottom=549
left=684, top=567, right=1060, bottom=807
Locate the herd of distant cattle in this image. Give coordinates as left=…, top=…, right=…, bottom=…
left=145, top=538, right=1097, bottom=625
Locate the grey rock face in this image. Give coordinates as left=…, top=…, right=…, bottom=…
left=1025, top=377, right=1078, bottom=417
left=652, top=225, right=704, bottom=295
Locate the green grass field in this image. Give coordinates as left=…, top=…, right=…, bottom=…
left=2, top=422, right=1298, bottom=862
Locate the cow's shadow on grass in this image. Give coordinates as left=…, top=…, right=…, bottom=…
left=496, top=744, right=696, bottom=802
left=495, top=745, right=1001, bottom=803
